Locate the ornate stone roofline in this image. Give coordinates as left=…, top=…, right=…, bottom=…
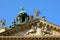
left=0, top=18, right=60, bottom=36
left=0, top=36, right=60, bottom=40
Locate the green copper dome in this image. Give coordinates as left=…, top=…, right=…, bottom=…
left=16, top=7, right=29, bottom=25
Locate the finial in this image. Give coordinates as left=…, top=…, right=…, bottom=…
left=21, top=6, right=24, bottom=11
left=13, top=19, right=15, bottom=23
left=29, top=16, right=34, bottom=21
left=19, top=6, right=26, bottom=13
left=42, top=16, right=46, bottom=21
left=1, top=19, right=5, bottom=25
left=12, top=19, right=16, bottom=24
left=12, top=19, right=16, bottom=27
left=35, top=8, right=40, bottom=19
left=1, top=19, right=5, bottom=28
left=42, top=16, right=45, bottom=18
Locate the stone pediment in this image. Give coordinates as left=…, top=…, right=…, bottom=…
left=0, top=19, right=60, bottom=37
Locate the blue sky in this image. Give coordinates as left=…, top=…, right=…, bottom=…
left=0, top=0, right=60, bottom=27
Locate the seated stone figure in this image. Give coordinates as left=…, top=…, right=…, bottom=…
left=24, top=26, right=37, bottom=36
left=41, top=26, right=52, bottom=36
